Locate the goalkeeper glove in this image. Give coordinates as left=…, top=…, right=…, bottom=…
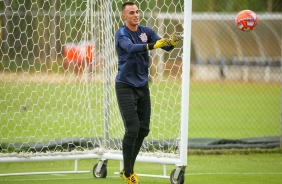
left=147, top=38, right=172, bottom=50
left=169, top=34, right=183, bottom=47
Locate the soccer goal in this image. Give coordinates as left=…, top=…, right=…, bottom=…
left=0, top=0, right=192, bottom=183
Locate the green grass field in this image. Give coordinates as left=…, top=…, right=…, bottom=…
left=0, top=80, right=280, bottom=143
left=188, top=82, right=280, bottom=138
left=0, top=78, right=281, bottom=183
left=0, top=152, right=282, bottom=184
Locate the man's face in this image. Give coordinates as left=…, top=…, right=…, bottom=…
left=122, top=4, right=140, bottom=26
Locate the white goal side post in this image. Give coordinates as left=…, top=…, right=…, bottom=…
left=0, top=0, right=192, bottom=182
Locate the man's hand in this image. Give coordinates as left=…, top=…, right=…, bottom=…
left=147, top=38, right=172, bottom=50
left=169, top=34, right=183, bottom=46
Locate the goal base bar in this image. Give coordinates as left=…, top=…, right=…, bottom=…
left=0, top=170, right=90, bottom=177
left=0, top=153, right=183, bottom=165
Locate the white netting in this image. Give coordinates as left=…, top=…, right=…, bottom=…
left=0, top=0, right=185, bottom=159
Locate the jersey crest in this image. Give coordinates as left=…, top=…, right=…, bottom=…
left=139, top=33, right=148, bottom=43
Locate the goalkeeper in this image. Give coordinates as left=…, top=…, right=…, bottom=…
left=114, top=2, right=182, bottom=184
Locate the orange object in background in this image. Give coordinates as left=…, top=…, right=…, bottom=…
left=85, top=44, right=93, bottom=62
left=63, top=42, right=94, bottom=75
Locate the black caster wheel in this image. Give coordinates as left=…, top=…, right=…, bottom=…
left=170, top=168, right=185, bottom=184
left=93, top=163, right=107, bottom=178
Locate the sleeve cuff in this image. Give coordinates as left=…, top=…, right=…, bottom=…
left=148, top=43, right=154, bottom=50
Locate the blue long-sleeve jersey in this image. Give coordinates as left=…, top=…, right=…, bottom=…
left=115, top=25, right=173, bottom=87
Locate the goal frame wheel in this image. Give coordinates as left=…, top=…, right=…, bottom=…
left=170, top=166, right=186, bottom=184
left=93, top=160, right=108, bottom=178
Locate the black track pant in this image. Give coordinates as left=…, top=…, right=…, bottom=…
left=115, top=82, right=151, bottom=176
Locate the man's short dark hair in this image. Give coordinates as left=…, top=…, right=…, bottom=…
left=122, top=2, right=135, bottom=12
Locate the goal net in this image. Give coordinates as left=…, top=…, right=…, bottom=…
left=0, top=0, right=190, bottom=178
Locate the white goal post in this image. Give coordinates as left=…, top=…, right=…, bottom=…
left=0, top=0, right=192, bottom=182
